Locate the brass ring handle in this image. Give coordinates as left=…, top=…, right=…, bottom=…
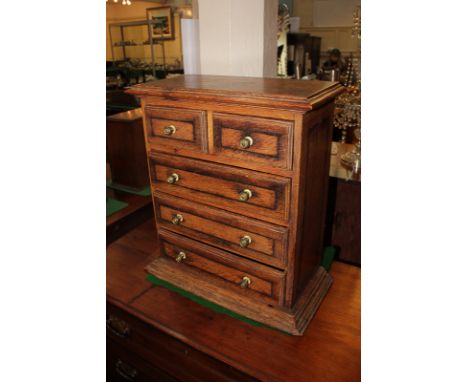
left=239, top=189, right=252, bottom=202
left=240, top=136, right=254, bottom=149
left=167, top=173, right=179, bottom=184
left=240, top=276, right=251, bottom=289
left=175, top=251, right=186, bottom=263
left=171, top=213, right=184, bottom=225
left=239, top=235, right=252, bottom=248
left=163, top=125, right=176, bottom=136
left=115, top=359, right=138, bottom=381
left=106, top=315, right=130, bottom=338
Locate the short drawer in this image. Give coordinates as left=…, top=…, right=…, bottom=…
left=149, top=153, right=291, bottom=225
left=213, top=113, right=293, bottom=170
left=154, top=193, right=288, bottom=268
left=159, top=230, right=285, bottom=304
left=145, top=106, right=208, bottom=153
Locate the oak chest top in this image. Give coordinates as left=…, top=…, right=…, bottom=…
left=128, top=74, right=343, bottom=111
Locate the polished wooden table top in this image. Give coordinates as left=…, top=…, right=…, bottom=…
left=107, top=220, right=361, bottom=382
left=106, top=107, right=142, bottom=122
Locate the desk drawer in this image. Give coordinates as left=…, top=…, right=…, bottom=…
left=149, top=153, right=290, bottom=225
left=108, top=339, right=178, bottom=382
left=107, top=302, right=257, bottom=382
left=145, top=106, right=208, bottom=153
left=159, top=230, right=285, bottom=304
left=154, top=193, right=287, bottom=268
left=213, top=113, right=293, bottom=170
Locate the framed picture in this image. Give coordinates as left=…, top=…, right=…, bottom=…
left=146, top=6, right=175, bottom=40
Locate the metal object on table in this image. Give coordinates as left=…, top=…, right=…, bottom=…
left=340, top=129, right=361, bottom=181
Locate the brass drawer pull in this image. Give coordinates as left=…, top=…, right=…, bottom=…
left=175, top=251, right=187, bottom=263
left=240, top=276, right=251, bottom=289
left=163, top=124, right=176, bottom=136
left=167, top=173, right=179, bottom=184
left=106, top=315, right=130, bottom=338
left=239, top=189, right=252, bottom=202
left=239, top=235, right=252, bottom=248
left=171, top=213, right=184, bottom=225
left=240, top=136, right=254, bottom=149
left=115, top=359, right=138, bottom=381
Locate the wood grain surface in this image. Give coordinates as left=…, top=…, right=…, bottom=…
left=107, top=220, right=361, bottom=382
left=127, top=75, right=344, bottom=111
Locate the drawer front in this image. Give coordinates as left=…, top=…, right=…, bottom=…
left=154, top=193, right=288, bottom=268
left=107, top=303, right=256, bottom=382
left=145, top=106, right=207, bottom=153
left=159, top=230, right=285, bottom=303
left=108, top=339, right=178, bottom=382
left=213, top=113, right=293, bottom=170
left=149, top=153, right=290, bottom=225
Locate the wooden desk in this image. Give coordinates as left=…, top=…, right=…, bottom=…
left=107, top=220, right=361, bottom=381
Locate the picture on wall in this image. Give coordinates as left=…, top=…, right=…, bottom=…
left=147, top=6, right=175, bottom=40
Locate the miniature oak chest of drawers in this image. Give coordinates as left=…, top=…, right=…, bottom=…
left=128, top=75, right=343, bottom=335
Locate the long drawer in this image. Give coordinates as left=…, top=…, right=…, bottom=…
left=158, top=229, right=285, bottom=304
left=153, top=193, right=288, bottom=269
left=149, top=153, right=291, bottom=225
left=107, top=302, right=257, bottom=382
left=107, top=338, right=178, bottom=382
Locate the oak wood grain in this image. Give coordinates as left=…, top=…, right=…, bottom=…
left=153, top=192, right=288, bottom=268
left=149, top=152, right=291, bottom=226
left=128, top=75, right=344, bottom=335
left=145, top=106, right=208, bottom=154
left=127, top=74, right=343, bottom=111
left=157, top=228, right=285, bottom=303
left=213, top=113, right=293, bottom=170
left=107, top=220, right=360, bottom=382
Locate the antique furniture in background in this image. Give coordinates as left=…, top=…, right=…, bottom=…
left=128, top=75, right=343, bottom=334
left=106, top=108, right=152, bottom=245
left=325, top=142, right=361, bottom=265
left=106, top=109, right=149, bottom=190
left=106, top=188, right=152, bottom=246
left=106, top=89, right=140, bottom=116
left=287, top=32, right=322, bottom=77
left=108, top=19, right=162, bottom=78
left=107, top=220, right=361, bottom=381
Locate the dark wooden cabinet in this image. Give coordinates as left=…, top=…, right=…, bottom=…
left=128, top=75, right=344, bottom=335
left=326, top=178, right=361, bottom=265
left=107, top=108, right=149, bottom=190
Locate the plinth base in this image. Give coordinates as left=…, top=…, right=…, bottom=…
left=146, top=251, right=332, bottom=335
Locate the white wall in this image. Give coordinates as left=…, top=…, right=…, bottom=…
left=197, top=0, right=278, bottom=77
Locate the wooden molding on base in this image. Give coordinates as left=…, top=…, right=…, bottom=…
left=146, top=252, right=332, bottom=336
